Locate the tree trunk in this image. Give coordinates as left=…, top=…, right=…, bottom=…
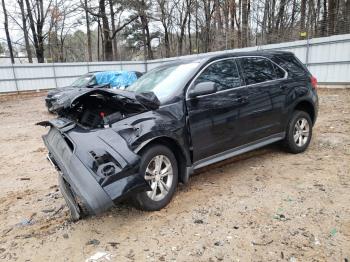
left=99, top=0, right=113, bottom=61
left=140, top=13, right=153, bottom=59
left=261, top=0, right=269, bottom=44
left=186, top=0, right=192, bottom=54
left=214, top=0, right=223, bottom=31
left=97, top=19, right=101, bottom=61
left=328, top=0, right=336, bottom=35
left=25, top=0, right=45, bottom=62
left=195, top=0, right=199, bottom=53
left=202, top=0, right=213, bottom=52
left=300, top=0, right=307, bottom=38
left=2, top=0, right=15, bottom=63
left=84, top=0, right=92, bottom=61
left=164, top=26, right=170, bottom=57
left=158, top=0, right=171, bottom=58
left=345, top=0, right=350, bottom=34
left=230, top=0, right=236, bottom=48
left=18, top=0, right=32, bottom=63
left=109, top=0, right=118, bottom=60
left=178, top=9, right=188, bottom=56
left=236, top=0, right=242, bottom=47
left=241, top=0, right=248, bottom=47
left=275, top=0, right=286, bottom=32
left=291, top=0, right=296, bottom=28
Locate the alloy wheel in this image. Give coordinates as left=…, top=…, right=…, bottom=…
left=144, top=155, right=174, bottom=201
left=293, top=117, right=310, bottom=147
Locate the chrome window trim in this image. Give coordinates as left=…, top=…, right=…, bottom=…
left=185, top=55, right=288, bottom=100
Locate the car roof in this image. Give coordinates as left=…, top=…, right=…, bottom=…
left=154, top=50, right=294, bottom=69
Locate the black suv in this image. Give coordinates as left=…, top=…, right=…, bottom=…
left=39, top=51, right=318, bottom=220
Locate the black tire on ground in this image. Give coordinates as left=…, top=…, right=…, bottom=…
left=132, top=144, right=178, bottom=211
left=283, top=110, right=313, bottom=154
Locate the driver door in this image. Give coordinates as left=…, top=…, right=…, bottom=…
left=186, top=58, right=245, bottom=162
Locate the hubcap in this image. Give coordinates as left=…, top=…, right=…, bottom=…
left=145, top=155, right=173, bottom=201
left=293, top=118, right=310, bottom=147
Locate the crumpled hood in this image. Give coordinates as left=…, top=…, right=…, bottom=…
left=47, top=86, right=79, bottom=98
left=49, top=87, right=160, bottom=114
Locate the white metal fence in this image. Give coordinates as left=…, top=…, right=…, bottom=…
left=0, top=34, right=349, bottom=93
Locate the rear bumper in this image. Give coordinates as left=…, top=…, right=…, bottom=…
left=43, top=129, right=114, bottom=217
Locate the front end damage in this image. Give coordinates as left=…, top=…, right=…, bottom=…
left=42, top=120, right=149, bottom=220
left=38, top=89, right=162, bottom=220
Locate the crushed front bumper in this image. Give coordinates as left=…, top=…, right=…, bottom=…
left=41, top=121, right=148, bottom=220
left=44, top=129, right=114, bottom=219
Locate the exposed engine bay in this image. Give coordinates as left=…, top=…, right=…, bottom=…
left=58, top=91, right=147, bottom=128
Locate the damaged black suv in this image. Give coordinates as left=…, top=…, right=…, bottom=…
left=39, top=51, right=318, bottom=220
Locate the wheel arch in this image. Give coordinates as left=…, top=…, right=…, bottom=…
left=135, top=136, right=190, bottom=184
left=293, top=100, right=316, bottom=124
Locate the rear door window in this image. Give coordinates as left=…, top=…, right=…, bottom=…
left=238, top=57, right=277, bottom=85
left=195, top=59, right=242, bottom=91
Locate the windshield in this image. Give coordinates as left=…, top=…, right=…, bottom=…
left=70, top=74, right=96, bottom=88
left=127, top=62, right=199, bottom=102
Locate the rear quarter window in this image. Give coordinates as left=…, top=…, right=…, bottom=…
left=272, top=55, right=308, bottom=78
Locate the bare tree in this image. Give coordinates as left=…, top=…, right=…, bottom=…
left=25, top=0, right=53, bottom=62
left=300, top=0, right=307, bottom=37
left=241, top=0, right=249, bottom=47
left=174, top=0, right=190, bottom=55
left=201, top=0, right=216, bottom=52
left=328, top=0, right=336, bottom=35
left=3, top=0, right=349, bottom=62
left=2, top=0, right=15, bottom=63
left=82, top=0, right=138, bottom=61
left=84, top=0, right=92, bottom=61
left=155, top=0, right=174, bottom=57
left=17, top=0, right=33, bottom=63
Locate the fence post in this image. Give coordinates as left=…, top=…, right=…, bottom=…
left=11, top=63, right=19, bottom=94
left=144, top=59, right=148, bottom=73
left=305, top=27, right=311, bottom=68
left=52, top=62, right=58, bottom=89
left=305, top=37, right=310, bottom=67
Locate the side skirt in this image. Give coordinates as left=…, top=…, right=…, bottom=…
left=192, top=132, right=285, bottom=170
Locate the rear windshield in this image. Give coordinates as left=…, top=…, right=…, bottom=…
left=272, top=55, right=309, bottom=78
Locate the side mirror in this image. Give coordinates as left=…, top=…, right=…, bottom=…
left=188, top=81, right=217, bottom=98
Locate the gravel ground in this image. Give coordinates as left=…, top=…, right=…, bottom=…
left=0, top=89, right=349, bottom=262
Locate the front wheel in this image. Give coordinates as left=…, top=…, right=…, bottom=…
left=132, top=144, right=178, bottom=211
left=283, top=110, right=313, bottom=154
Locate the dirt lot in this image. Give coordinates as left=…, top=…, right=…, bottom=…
left=0, top=89, right=349, bottom=262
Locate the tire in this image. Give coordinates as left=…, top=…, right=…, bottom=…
left=132, top=144, right=178, bottom=211
left=283, top=110, right=313, bottom=154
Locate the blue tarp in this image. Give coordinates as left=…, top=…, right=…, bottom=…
left=94, top=71, right=138, bottom=89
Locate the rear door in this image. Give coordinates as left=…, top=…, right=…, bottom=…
left=235, top=56, right=287, bottom=144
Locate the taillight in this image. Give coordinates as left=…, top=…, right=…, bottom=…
left=310, top=76, right=318, bottom=90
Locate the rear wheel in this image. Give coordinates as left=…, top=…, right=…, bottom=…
left=132, top=144, right=178, bottom=211
left=283, top=110, right=312, bottom=153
